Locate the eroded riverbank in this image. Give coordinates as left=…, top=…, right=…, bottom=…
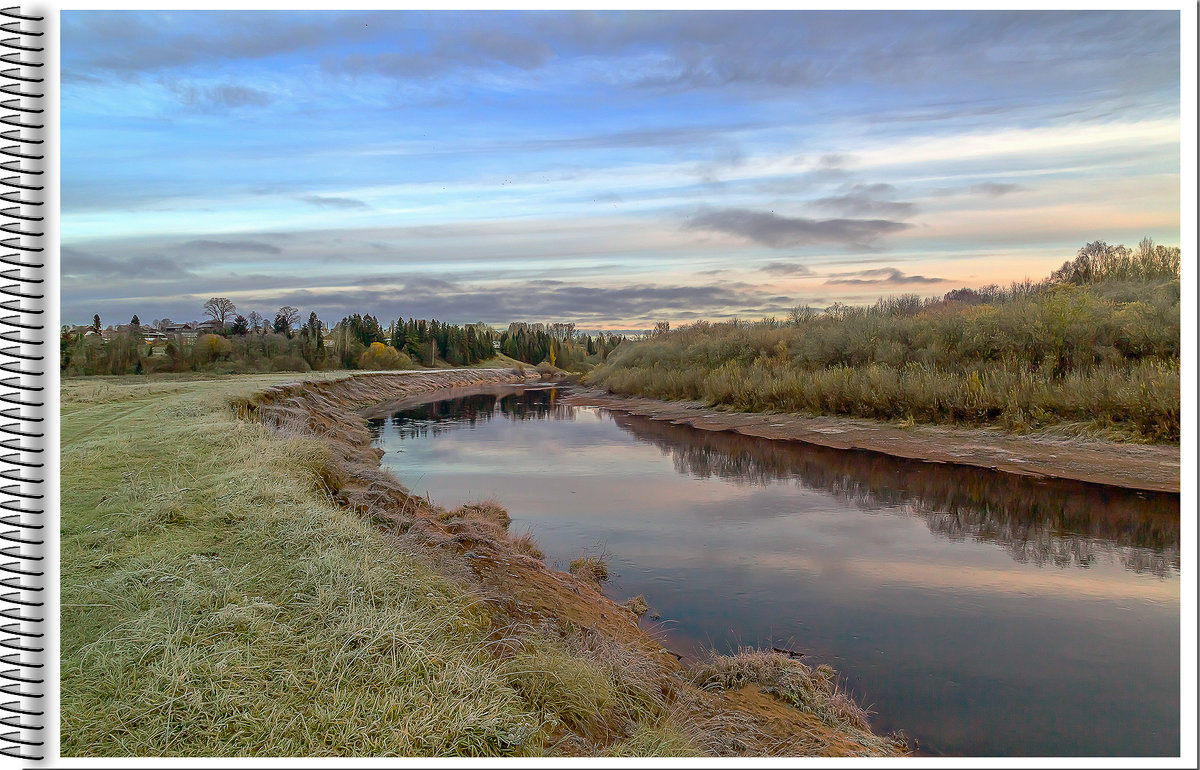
left=563, top=387, right=1180, bottom=493
left=242, top=369, right=906, bottom=757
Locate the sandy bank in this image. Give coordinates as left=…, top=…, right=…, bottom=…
left=563, top=388, right=1180, bottom=494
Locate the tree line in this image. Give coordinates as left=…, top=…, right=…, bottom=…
left=60, top=296, right=630, bottom=375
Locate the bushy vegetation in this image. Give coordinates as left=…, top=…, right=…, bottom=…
left=60, top=304, right=497, bottom=375
left=588, top=240, right=1181, bottom=443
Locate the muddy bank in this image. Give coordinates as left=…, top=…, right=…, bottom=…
left=239, top=369, right=905, bottom=757
left=563, top=388, right=1179, bottom=494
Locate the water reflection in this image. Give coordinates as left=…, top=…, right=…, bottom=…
left=604, top=412, right=1180, bottom=577
left=370, top=387, right=1179, bottom=577
left=369, top=384, right=1180, bottom=757
left=366, top=387, right=573, bottom=440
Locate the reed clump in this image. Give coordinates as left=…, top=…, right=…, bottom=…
left=570, top=556, right=611, bottom=584
left=588, top=241, right=1180, bottom=443
left=692, top=648, right=869, bottom=733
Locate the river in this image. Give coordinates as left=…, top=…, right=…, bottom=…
left=367, top=383, right=1180, bottom=757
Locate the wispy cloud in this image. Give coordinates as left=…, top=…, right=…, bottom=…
left=171, top=82, right=275, bottom=110
left=968, top=182, right=1024, bottom=197
left=179, top=239, right=283, bottom=255
left=810, top=183, right=917, bottom=218
left=298, top=195, right=370, bottom=210
left=685, top=208, right=911, bottom=249
left=824, top=267, right=945, bottom=285
left=61, top=246, right=194, bottom=280
left=759, top=261, right=814, bottom=276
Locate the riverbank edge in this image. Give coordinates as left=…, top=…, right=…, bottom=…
left=563, top=387, right=1180, bottom=494
left=237, top=369, right=907, bottom=757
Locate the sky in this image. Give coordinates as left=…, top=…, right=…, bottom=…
left=60, top=10, right=1183, bottom=329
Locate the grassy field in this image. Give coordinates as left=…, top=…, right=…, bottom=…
left=60, top=373, right=689, bottom=756
left=61, top=373, right=895, bottom=757
left=587, top=252, right=1180, bottom=443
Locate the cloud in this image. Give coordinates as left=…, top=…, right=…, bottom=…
left=298, top=195, right=370, bottom=210
left=759, top=261, right=814, bottom=276
left=685, top=208, right=911, bottom=249
left=810, top=183, right=917, bottom=218
left=63, top=11, right=387, bottom=74
left=259, top=278, right=792, bottom=326
left=61, top=247, right=194, bottom=279
left=172, top=82, right=275, bottom=110
left=332, top=24, right=553, bottom=80
left=969, top=182, right=1024, bottom=197
left=823, top=267, right=945, bottom=285
left=180, top=239, right=283, bottom=255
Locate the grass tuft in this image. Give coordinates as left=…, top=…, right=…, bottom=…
left=569, top=556, right=610, bottom=584
left=692, top=648, right=870, bottom=733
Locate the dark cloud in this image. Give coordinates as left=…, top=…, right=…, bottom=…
left=685, top=208, right=911, bottom=249
left=810, top=183, right=917, bottom=218
left=63, top=11, right=387, bottom=74
left=823, top=267, right=945, bottom=286
left=298, top=195, right=370, bottom=210
left=759, top=261, right=814, bottom=276
left=64, top=10, right=1179, bottom=116
left=61, top=247, right=195, bottom=280
left=180, top=239, right=283, bottom=255
left=262, top=279, right=791, bottom=326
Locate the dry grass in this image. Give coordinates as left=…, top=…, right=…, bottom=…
left=692, top=648, right=870, bottom=733
left=569, top=556, right=610, bottom=584
left=60, top=372, right=900, bottom=758
left=623, top=595, right=651, bottom=617
left=587, top=272, right=1181, bottom=443
left=59, top=376, right=665, bottom=756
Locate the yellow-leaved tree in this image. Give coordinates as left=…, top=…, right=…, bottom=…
left=358, top=341, right=412, bottom=370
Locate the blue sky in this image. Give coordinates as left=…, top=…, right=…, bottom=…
left=61, top=10, right=1182, bottom=328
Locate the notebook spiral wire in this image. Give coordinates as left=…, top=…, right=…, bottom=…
left=0, top=5, right=44, bottom=762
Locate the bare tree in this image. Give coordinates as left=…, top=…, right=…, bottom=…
left=203, top=297, right=237, bottom=326
left=652, top=321, right=670, bottom=337
left=278, top=306, right=300, bottom=329
left=247, top=310, right=264, bottom=333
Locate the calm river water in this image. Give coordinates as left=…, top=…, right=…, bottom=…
left=367, top=384, right=1180, bottom=757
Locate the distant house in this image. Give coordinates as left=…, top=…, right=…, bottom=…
left=195, top=319, right=229, bottom=332
left=160, top=322, right=199, bottom=342
left=139, top=326, right=169, bottom=344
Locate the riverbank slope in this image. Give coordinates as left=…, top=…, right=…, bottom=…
left=61, top=370, right=903, bottom=757
left=563, top=388, right=1179, bottom=493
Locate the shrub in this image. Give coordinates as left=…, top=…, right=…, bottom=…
left=586, top=242, right=1181, bottom=443
left=358, top=341, right=412, bottom=370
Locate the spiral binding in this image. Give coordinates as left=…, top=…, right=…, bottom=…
left=0, top=5, right=43, bottom=762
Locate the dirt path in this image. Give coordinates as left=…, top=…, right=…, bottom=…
left=562, top=389, right=1180, bottom=494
